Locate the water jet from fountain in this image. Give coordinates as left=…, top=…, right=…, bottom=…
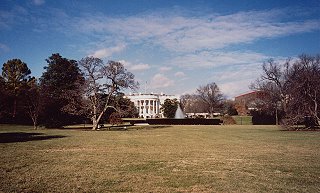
left=175, top=105, right=185, bottom=119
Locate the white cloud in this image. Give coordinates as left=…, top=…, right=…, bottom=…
left=3, top=5, right=316, bottom=98
left=130, top=63, right=150, bottom=71
left=0, top=43, right=9, bottom=54
left=91, top=43, right=126, bottom=58
left=118, top=59, right=131, bottom=67
left=118, top=60, right=150, bottom=72
left=32, top=0, right=45, bottom=6
left=0, top=6, right=29, bottom=30
left=219, top=80, right=252, bottom=99
left=170, top=51, right=269, bottom=68
left=174, top=71, right=186, bottom=77
left=213, top=67, right=260, bottom=98
left=76, top=8, right=320, bottom=53
left=150, top=73, right=174, bottom=89
left=207, top=54, right=289, bottom=98
left=159, top=66, right=172, bottom=72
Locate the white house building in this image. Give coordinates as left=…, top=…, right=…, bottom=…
left=124, top=92, right=179, bottom=118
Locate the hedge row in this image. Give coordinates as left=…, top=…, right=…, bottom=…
left=129, top=118, right=222, bottom=125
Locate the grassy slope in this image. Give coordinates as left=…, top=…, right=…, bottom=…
left=0, top=124, right=319, bottom=192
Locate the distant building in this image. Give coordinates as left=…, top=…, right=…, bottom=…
left=124, top=93, right=179, bottom=118
left=234, top=91, right=266, bottom=115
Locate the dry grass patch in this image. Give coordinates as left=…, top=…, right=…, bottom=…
left=0, top=124, right=319, bottom=192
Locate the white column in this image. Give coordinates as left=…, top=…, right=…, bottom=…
left=143, top=100, right=146, bottom=117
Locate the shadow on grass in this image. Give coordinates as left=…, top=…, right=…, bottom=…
left=0, top=132, right=66, bottom=143
left=141, top=125, right=172, bottom=130
left=100, top=125, right=172, bottom=131
left=61, top=125, right=173, bottom=131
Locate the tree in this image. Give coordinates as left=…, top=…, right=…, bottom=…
left=285, top=54, right=320, bottom=127
left=79, top=56, right=138, bottom=130
left=160, top=98, right=179, bottom=118
left=1, top=59, right=32, bottom=118
left=252, top=54, right=320, bottom=128
left=234, top=101, right=248, bottom=116
left=96, top=93, right=138, bottom=124
left=251, top=59, right=288, bottom=125
left=109, top=112, right=123, bottom=127
left=0, top=76, right=9, bottom=120
left=40, top=53, right=84, bottom=128
left=197, top=82, right=224, bottom=117
left=112, top=93, right=138, bottom=118
left=24, top=79, right=43, bottom=129
left=180, top=94, right=207, bottom=115
left=223, top=100, right=238, bottom=116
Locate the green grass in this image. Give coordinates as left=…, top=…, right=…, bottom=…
left=233, top=115, right=253, bottom=125
left=1, top=124, right=319, bottom=192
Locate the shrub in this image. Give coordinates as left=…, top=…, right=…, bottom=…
left=251, top=110, right=275, bottom=125
left=109, top=112, right=123, bottom=126
left=222, top=115, right=236, bottom=125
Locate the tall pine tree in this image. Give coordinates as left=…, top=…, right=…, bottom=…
left=40, top=53, right=84, bottom=128
left=1, top=59, right=32, bottom=120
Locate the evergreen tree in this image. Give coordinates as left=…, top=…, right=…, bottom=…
left=40, top=53, right=84, bottom=128
left=1, top=59, right=32, bottom=119
left=161, top=98, right=179, bottom=118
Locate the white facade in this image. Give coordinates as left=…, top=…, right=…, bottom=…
left=124, top=93, right=179, bottom=118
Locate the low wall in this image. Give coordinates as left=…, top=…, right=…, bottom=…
left=146, top=118, right=222, bottom=125
left=129, top=118, right=222, bottom=125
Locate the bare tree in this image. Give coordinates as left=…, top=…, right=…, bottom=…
left=25, top=79, right=42, bottom=129
left=285, top=54, right=320, bottom=127
left=251, top=59, right=289, bottom=125
left=180, top=94, right=207, bottom=115
left=79, top=57, right=138, bottom=130
left=197, top=82, right=224, bottom=117
left=252, top=54, right=320, bottom=128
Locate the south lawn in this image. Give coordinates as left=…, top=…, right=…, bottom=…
left=0, top=124, right=319, bottom=192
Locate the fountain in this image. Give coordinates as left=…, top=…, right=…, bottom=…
left=143, top=105, right=222, bottom=125
left=175, top=105, right=185, bottom=119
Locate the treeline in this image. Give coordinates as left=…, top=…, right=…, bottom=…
left=0, top=53, right=139, bottom=129
left=180, top=82, right=237, bottom=118
left=179, top=54, right=320, bottom=129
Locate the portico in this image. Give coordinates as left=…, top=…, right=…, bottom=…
left=137, top=99, right=160, bottom=118
left=125, top=93, right=178, bottom=118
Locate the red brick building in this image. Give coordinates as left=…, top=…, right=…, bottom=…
left=234, top=91, right=266, bottom=115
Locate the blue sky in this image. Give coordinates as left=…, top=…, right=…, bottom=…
left=1, top=0, right=319, bottom=98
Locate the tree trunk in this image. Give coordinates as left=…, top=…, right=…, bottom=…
left=92, top=87, right=116, bottom=130
left=91, top=99, right=98, bottom=130
left=310, top=91, right=319, bottom=127
left=13, top=99, right=17, bottom=118
left=33, top=120, right=37, bottom=130
left=94, top=105, right=117, bottom=130
left=92, top=117, right=98, bottom=130
left=275, top=108, right=279, bottom=125
left=33, top=115, right=38, bottom=130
